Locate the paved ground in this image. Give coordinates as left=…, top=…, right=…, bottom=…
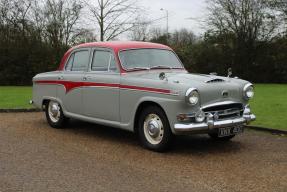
left=0, top=112, right=286, bottom=192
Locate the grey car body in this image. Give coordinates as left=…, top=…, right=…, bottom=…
left=32, top=41, right=255, bottom=150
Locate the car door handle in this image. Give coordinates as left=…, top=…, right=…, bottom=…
left=83, top=76, right=91, bottom=81
left=58, top=76, right=64, bottom=80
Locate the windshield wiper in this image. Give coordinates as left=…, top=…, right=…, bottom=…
left=128, top=66, right=183, bottom=71
left=149, top=65, right=172, bottom=69
left=127, top=67, right=150, bottom=71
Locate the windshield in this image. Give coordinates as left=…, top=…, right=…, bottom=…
left=119, top=49, right=184, bottom=70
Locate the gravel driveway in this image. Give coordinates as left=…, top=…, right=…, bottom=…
left=0, top=112, right=286, bottom=192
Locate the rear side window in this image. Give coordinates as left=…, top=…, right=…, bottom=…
left=91, top=50, right=118, bottom=72
left=65, top=50, right=90, bottom=71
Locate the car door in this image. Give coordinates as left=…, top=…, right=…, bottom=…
left=82, top=48, right=120, bottom=122
left=57, top=48, right=91, bottom=115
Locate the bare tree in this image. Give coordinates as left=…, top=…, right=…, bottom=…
left=207, top=0, right=277, bottom=43
left=129, top=15, right=171, bottom=41
left=0, top=0, right=33, bottom=36
left=206, top=0, right=279, bottom=78
left=171, top=28, right=196, bottom=45
left=87, top=0, right=141, bottom=41
left=30, top=0, right=47, bottom=38
left=129, top=16, right=151, bottom=41
left=149, top=27, right=165, bottom=40
left=267, top=0, right=287, bottom=36
left=71, top=29, right=98, bottom=45
left=44, top=0, right=83, bottom=46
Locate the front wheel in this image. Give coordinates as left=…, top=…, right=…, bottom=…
left=137, top=106, right=173, bottom=152
left=45, top=100, right=68, bottom=129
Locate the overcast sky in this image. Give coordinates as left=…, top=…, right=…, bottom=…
left=138, top=0, right=208, bottom=35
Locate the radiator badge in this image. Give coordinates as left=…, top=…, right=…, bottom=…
left=213, top=112, right=219, bottom=121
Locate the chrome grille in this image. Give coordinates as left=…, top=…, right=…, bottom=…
left=202, top=103, right=243, bottom=120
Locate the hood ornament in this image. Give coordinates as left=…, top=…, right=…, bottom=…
left=227, top=68, right=232, bottom=77
left=209, top=72, right=217, bottom=76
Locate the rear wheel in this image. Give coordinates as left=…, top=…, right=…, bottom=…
left=45, top=100, right=67, bottom=129
left=137, top=106, right=173, bottom=152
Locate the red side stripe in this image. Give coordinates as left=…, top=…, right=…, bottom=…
left=119, top=84, right=171, bottom=94
left=82, top=82, right=120, bottom=88
left=35, top=80, right=171, bottom=94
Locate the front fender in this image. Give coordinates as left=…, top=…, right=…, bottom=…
left=120, top=92, right=191, bottom=134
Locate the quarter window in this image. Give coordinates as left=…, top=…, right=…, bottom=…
left=91, top=50, right=118, bottom=72
left=65, top=54, right=74, bottom=71
left=109, top=55, right=117, bottom=72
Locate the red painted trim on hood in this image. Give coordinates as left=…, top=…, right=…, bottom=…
left=119, top=84, right=171, bottom=94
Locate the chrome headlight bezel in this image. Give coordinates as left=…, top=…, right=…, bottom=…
left=185, top=88, right=200, bottom=105
left=243, top=83, right=254, bottom=100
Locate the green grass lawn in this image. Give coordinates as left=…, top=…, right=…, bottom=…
left=250, top=84, right=287, bottom=131
left=0, top=86, right=33, bottom=109
left=0, top=84, right=286, bottom=130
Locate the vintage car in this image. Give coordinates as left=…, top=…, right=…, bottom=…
left=31, top=41, right=256, bottom=151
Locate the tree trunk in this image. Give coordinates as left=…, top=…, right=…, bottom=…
left=100, top=0, right=104, bottom=41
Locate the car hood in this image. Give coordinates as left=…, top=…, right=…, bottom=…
left=125, top=71, right=249, bottom=106
left=170, top=72, right=249, bottom=106
left=127, top=71, right=246, bottom=85
left=167, top=72, right=228, bottom=83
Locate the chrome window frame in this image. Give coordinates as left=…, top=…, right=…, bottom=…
left=118, top=48, right=185, bottom=72
left=90, top=48, right=118, bottom=73
left=64, top=48, right=91, bottom=72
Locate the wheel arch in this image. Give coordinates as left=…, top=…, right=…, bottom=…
left=41, top=97, right=64, bottom=111
left=133, top=101, right=168, bottom=133
left=42, top=99, right=49, bottom=110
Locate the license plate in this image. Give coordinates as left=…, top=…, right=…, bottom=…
left=218, top=125, right=244, bottom=137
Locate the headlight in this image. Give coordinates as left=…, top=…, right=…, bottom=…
left=243, top=83, right=254, bottom=100
left=185, top=88, right=199, bottom=105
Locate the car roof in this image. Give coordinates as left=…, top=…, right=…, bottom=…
left=58, top=41, right=173, bottom=71
left=74, top=41, right=172, bottom=51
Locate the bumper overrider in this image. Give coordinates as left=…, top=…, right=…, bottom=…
left=174, top=105, right=256, bottom=134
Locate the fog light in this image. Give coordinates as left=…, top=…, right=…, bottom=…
left=195, top=110, right=205, bottom=122
left=244, top=105, right=251, bottom=115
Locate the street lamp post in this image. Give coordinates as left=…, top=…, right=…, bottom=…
left=160, top=8, right=169, bottom=36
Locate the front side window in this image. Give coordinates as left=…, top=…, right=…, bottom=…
left=66, top=50, right=90, bottom=71
left=91, top=50, right=118, bottom=72
left=119, top=49, right=183, bottom=70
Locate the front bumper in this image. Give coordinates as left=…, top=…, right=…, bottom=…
left=174, top=106, right=256, bottom=134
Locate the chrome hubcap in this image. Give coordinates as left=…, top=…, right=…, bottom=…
left=147, top=120, right=160, bottom=138
left=143, top=114, right=164, bottom=145
left=48, top=101, right=61, bottom=123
